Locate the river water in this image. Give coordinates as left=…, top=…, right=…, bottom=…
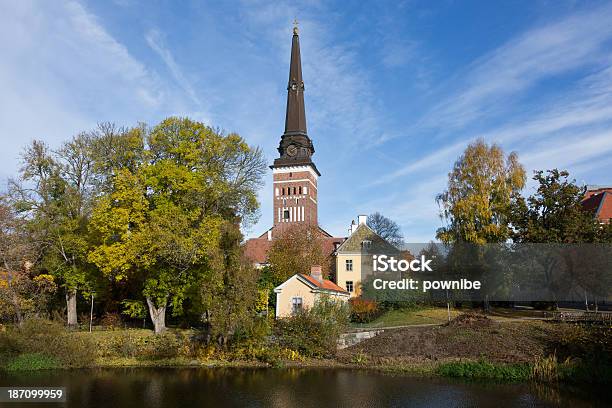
left=1, top=367, right=609, bottom=407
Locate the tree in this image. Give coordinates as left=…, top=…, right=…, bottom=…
left=0, top=196, right=57, bottom=324
left=89, top=117, right=266, bottom=334
left=199, top=222, right=261, bottom=346
left=510, top=169, right=608, bottom=243
left=509, top=170, right=612, bottom=308
left=367, top=212, right=404, bottom=247
left=9, top=136, right=96, bottom=327
left=436, top=139, right=526, bottom=244
left=267, top=224, right=332, bottom=284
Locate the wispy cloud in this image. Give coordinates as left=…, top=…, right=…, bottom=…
left=522, top=130, right=612, bottom=171
left=238, top=1, right=388, bottom=151
left=0, top=0, right=167, bottom=184
left=364, top=3, right=612, bottom=241
left=421, top=2, right=612, bottom=132
left=366, top=140, right=466, bottom=187
left=374, top=4, right=612, bottom=187
left=145, top=29, right=203, bottom=108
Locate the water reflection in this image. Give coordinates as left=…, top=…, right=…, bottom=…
left=1, top=367, right=609, bottom=408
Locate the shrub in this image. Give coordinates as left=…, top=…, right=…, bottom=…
left=93, top=330, right=151, bottom=358
left=349, top=298, right=381, bottom=323
left=275, top=296, right=350, bottom=358
left=146, top=332, right=185, bottom=360
left=0, top=318, right=96, bottom=369
left=91, top=329, right=194, bottom=360
left=99, top=312, right=123, bottom=329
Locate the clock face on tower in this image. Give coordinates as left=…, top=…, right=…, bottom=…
left=286, top=144, right=298, bottom=157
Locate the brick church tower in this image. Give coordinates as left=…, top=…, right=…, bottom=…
left=244, top=24, right=344, bottom=267
left=271, top=24, right=320, bottom=235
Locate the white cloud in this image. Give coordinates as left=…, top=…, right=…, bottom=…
left=0, top=0, right=171, bottom=185
left=366, top=140, right=467, bottom=186
left=145, top=29, right=204, bottom=108
left=422, top=3, right=612, bottom=131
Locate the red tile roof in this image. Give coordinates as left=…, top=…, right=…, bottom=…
left=299, top=274, right=349, bottom=294
left=584, top=186, right=612, bottom=199
left=243, top=229, right=345, bottom=265
left=243, top=238, right=273, bottom=264
left=582, top=191, right=612, bottom=223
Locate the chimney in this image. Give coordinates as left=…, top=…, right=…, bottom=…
left=358, top=214, right=367, bottom=225
left=310, top=265, right=323, bottom=283
left=350, top=219, right=358, bottom=234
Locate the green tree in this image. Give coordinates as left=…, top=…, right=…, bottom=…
left=510, top=169, right=608, bottom=243
left=0, top=196, right=57, bottom=324
left=199, top=222, right=261, bottom=345
left=436, top=139, right=526, bottom=244
left=89, top=117, right=266, bottom=334
left=9, top=136, right=96, bottom=327
left=509, top=170, right=612, bottom=308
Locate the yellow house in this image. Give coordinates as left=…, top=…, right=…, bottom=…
left=336, top=216, right=400, bottom=297
left=274, top=266, right=350, bottom=318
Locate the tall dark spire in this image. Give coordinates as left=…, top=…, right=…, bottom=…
left=284, top=24, right=307, bottom=136
left=273, top=23, right=318, bottom=175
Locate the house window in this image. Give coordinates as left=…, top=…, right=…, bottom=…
left=361, top=240, right=372, bottom=249
left=346, top=281, right=354, bottom=293
left=283, top=209, right=290, bottom=220
left=346, top=259, right=353, bottom=271
left=291, top=297, right=303, bottom=314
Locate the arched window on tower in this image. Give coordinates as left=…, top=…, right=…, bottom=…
left=299, top=186, right=302, bottom=194
left=282, top=187, right=285, bottom=195
left=293, top=186, right=297, bottom=195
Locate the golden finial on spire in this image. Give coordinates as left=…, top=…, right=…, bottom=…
left=293, top=19, right=299, bottom=35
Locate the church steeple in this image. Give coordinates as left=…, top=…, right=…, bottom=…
left=284, top=23, right=307, bottom=136
left=273, top=23, right=319, bottom=175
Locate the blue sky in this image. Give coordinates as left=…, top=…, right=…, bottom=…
left=1, top=0, right=612, bottom=241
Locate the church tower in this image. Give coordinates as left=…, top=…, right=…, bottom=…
left=271, top=24, right=320, bottom=234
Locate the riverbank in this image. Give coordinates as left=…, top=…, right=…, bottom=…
left=2, top=314, right=610, bottom=384
left=339, top=314, right=612, bottom=383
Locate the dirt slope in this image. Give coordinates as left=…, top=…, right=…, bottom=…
left=338, top=314, right=557, bottom=364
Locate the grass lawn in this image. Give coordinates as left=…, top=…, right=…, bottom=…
left=351, top=307, right=462, bottom=329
